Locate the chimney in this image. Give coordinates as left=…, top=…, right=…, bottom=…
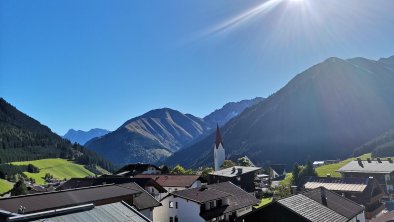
left=321, top=188, right=327, bottom=206
left=377, top=158, right=382, bottom=163
left=389, top=158, right=393, bottom=163
left=237, top=168, right=243, bottom=174
left=367, top=158, right=371, bottom=163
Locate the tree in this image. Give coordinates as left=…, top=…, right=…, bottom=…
left=161, top=165, right=170, bottom=174
left=44, top=173, right=53, bottom=182
left=300, top=160, right=317, bottom=178
left=27, top=164, right=39, bottom=173
left=221, top=160, right=236, bottom=169
left=273, top=184, right=291, bottom=199
left=171, top=165, right=186, bottom=174
left=11, top=177, right=27, bottom=196
left=238, top=156, right=254, bottom=167
left=291, top=163, right=301, bottom=187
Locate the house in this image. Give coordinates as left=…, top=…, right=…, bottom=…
left=114, top=163, right=162, bottom=177
left=134, top=174, right=202, bottom=193
left=302, top=176, right=385, bottom=219
left=269, top=164, right=287, bottom=179
left=208, top=166, right=261, bottom=193
left=56, top=176, right=167, bottom=200
left=239, top=187, right=366, bottom=222
left=0, top=201, right=151, bottom=222
left=312, top=161, right=325, bottom=168
left=337, top=158, right=394, bottom=199
left=0, top=182, right=161, bottom=221
left=154, top=182, right=259, bottom=222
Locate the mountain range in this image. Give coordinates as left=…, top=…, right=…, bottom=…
left=85, top=98, right=263, bottom=165
left=164, top=55, right=394, bottom=168
left=63, top=128, right=110, bottom=145
left=0, top=98, right=115, bottom=171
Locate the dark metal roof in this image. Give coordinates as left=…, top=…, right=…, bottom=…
left=57, top=176, right=167, bottom=193
left=170, top=182, right=259, bottom=220
left=114, top=164, right=161, bottom=176
left=337, top=160, right=394, bottom=174
left=13, top=202, right=151, bottom=222
left=134, top=174, right=201, bottom=187
left=0, top=183, right=160, bottom=214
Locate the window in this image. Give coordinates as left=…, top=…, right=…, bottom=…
left=175, top=216, right=178, bottom=222
left=217, top=199, right=223, bottom=206
left=210, top=201, right=214, bottom=208
left=169, top=201, right=174, bottom=208
left=200, top=203, right=206, bottom=212
left=175, top=202, right=178, bottom=209
left=170, top=217, right=173, bottom=222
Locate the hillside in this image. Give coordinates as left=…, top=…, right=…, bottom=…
left=0, top=98, right=115, bottom=172
left=11, top=158, right=95, bottom=185
left=354, top=129, right=394, bottom=157
left=164, top=55, right=394, bottom=168
left=86, top=98, right=263, bottom=165
left=63, top=128, right=110, bottom=145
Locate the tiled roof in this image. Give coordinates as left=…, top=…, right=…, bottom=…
left=171, top=182, right=259, bottom=219
left=134, top=174, right=200, bottom=187
left=57, top=176, right=167, bottom=193
left=0, top=183, right=160, bottom=214
left=209, top=166, right=261, bottom=177
left=278, top=194, right=347, bottom=222
left=303, top=177, right=369, bottom=192
left=337, top=160, right=394, bottom=174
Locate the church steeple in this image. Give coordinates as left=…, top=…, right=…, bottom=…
left=214, top=124, right=225, bottom=171
left=215, top=124, right=223, bottom=149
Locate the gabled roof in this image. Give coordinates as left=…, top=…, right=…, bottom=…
left=57, top=176, right=167, bottom=193
left=169, top=182, right=259, bottom=219
left=337, top=160, right=394, bottom=174
left=215, top=124, right=223, bottom=148
left=0, top=183, right=160, bottom=214
left=209, top=166, right=261, bottom=177
left=270, top=164, right=287, bottom=175
left=114, top=163, right=161, bottom=176
left=134, top=174, right=201, bottom=187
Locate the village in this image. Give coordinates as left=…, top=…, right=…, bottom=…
left=0, top=126, right=393, bottom=222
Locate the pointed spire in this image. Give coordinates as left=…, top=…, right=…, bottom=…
left=215, top=124, right=223, bottom=148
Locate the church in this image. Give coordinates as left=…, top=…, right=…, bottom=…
left=214, top=124, right=225, bottom=171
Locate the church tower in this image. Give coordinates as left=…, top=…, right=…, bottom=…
left=214, top=124, right=225, bottom=171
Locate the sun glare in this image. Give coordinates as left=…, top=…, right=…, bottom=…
left=289, top=0, right=304, bottom=2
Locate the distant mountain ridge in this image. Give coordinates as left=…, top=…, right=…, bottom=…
left=164, top=55, right=394, bottom=169
left=85, top=98, right=263, bottom=165
left=0, top=98, right=115, bottom=172
left=63, top=128, right=110, bottom=145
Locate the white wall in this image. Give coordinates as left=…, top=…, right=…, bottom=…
left=154, top=196, right=205, bottom=222
left=214, top=143, right=225, bottom=171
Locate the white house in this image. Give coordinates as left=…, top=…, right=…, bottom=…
left=153, top=182, right=259, bottom=222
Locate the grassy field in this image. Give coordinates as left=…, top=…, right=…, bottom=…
left=0, top=179, right=13, bottom=195
left=315, top=153, right=371, bottom=178
left=11, top=158, right=95, bottom=185
left=256, top=197, right=273, bottom=208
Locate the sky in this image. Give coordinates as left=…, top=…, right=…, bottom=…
left=1, top=0, right=394, bottom=135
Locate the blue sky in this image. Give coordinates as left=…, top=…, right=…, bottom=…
left=1, top=0, right=394, bottom=135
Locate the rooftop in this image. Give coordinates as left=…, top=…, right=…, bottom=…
left=7, top=202, right=151, bottom=222
left=134, top=174, right=201, bottom=187
left=303, top=176, right=370, bottom=192
left=114, top=163, right=161, bottom=176
left=209, top=166, right=261, bottom=177
left=337, top=160, right=394, bottom=174
left=0, top=182, right=160, bottom=214
left=170, top=182, right=259, bottom=219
